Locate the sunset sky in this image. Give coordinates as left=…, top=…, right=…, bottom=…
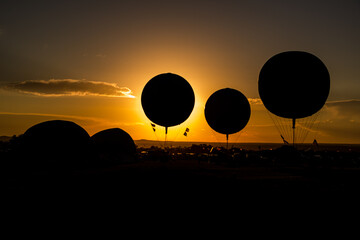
left=1, top=0, right=359, bottom=143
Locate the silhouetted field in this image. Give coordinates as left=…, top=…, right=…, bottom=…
left=2, top=139, right=360, bottom=206
left=135, top=139, right=360, bottom=152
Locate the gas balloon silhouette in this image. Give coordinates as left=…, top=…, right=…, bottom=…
left=258, top=51, right=330, bottom=144
left=205, top=88, right=251, bottom=145
left=141, top=73, right=195, bottom=134
left=259, top=51, right=330, bottom=119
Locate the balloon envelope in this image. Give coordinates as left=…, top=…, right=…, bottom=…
left=141, top=73, right=195, bottom=128
left=91, top=128, right=136, bottom=155
left=22, top=120, right=92, bottom=167
left=204, top=88, right=251, bottom=135
left=258, top=51, right=330, bottom=119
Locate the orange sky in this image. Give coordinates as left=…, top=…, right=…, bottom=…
left=1, top=1, right=360, bottom=143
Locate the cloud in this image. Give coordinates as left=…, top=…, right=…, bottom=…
left=248, top=98, right=263, bottom=105
left=0, top=111, right=104, bottom=122
left=2, top=79, right=135, bottom=98
left=325, top=99, right=360, bottom=107
left=315, top=99, right=360, bottom=142
left=324, top=99, right=360, bottom=119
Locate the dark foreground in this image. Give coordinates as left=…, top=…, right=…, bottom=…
left=2, top=145, right=360, bottom=219
left=3, top=154, right=360, bottom=197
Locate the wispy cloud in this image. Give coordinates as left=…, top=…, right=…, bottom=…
left=324, top=99, right=360, bottom=119
left=2, top=79, right=135, bottom=98
left=326, top=99, right=360, bottom=105
left=0, top=111, right=104, bottom=122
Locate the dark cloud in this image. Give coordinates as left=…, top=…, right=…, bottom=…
left=317, top=99, right=360, bottom=142
left=324, top=99, right=360, bottom=119
left=326, top=99, right=360, bottom=106
left=2, top=79, right=134, bottom=98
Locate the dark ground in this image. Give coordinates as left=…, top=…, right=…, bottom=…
left=4, top=157, right=360, bottom=198
left=2, top=143, right=360, bottom=219
left=3, top=158, right=360, bottom=227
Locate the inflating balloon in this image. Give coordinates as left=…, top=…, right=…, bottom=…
left=91, top=128, right=136, bottom=164
left=141, top=73, right=195, bottom=133
left=22, top=120, right=92, bottom=169
left=258, top=51, right=330, bottom=145
left=205, top=88, right=251, bottom=145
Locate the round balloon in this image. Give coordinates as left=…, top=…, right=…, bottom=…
left=22, top=120, right=92, bottom=167
left=204, top=88, right=251, bottom=135
left=91, top=128, right=136, bottom=155
left=141, top=73, right=195, bottom=128
left=91, top=128, right=136, bottom=164
left=258, top=51, right=330, bottom=119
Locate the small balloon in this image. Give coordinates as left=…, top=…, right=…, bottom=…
left=91, top=128, right=136, bottom=164
left=205, top=88, right=251, bottom=135
left=141, top=73, right=195, bottom=128
left=258, top=51, right=330, bottom=119
left=91, top=128, right=136, bottom=155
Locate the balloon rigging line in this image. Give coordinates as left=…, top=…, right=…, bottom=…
left=233, top=132, right=242, bottom=147
left=268, top=111, right=290, bottom=144
left=305, top=112, right=320, bottom=143
left=173, top=125, right=186, bottom=143
left=295, top=113, right=319, bottom=144
left=231, top=131, right=243, bottom=149
left=268, top=111, right=322, bottom=145
left=313, top=110, right=323, bottom=141
left=164, top=127, right=167, bottom=149
left=210, top=128, right=222, bottom=147
left=267, top=111, right=282, bottom=141
left=279, top=117, right=290, bottom=143
left=301, top=116, right=313, bottom=143
left=297, top=120, right=305, bottom=144
left=282, top=118, right=292, bottom=143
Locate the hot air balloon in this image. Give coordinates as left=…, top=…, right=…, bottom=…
left=258, top=51, right=330, bottom=145
left=204, top=88, right=251, bottom=148
left=21, top=120, right=93, bottom=170
left=141, top=73, right=195, bottom=141
left=91, top=128, right=136, bottom=165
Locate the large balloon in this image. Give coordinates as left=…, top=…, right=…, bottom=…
left=258, top=51, right=330, bottom=119
left=204, top=88, right=251, bottom=135
left=141, top=73, right=195, bottom=128
left=21, top=120, right=93, bottom=168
